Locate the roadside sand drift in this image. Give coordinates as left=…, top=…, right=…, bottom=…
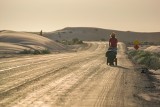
left=0, top=31, right=66, bottom=53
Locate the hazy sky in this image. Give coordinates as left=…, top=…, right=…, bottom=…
left=0, top=0, right=160, bottom=32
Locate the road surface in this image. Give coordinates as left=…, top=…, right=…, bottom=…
left=0, top=42, right=153, bottom=107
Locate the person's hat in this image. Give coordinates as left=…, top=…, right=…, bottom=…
left=110, top=32, right=116, bottom=37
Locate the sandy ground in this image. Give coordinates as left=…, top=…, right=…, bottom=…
left=0, top=42, right=159, bottom=107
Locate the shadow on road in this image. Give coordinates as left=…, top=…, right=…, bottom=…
left=116, top=65, right=130, bottom=70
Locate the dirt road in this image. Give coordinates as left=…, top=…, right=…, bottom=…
left=0, top=42, right=156, bottom=107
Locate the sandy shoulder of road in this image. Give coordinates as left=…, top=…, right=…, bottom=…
left=127, top=46, right=160, bottom=106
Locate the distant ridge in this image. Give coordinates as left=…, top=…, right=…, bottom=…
left=43, top=27, right=160, bottom=42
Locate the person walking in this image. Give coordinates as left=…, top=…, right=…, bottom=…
left=106, top=32, right=118, bottom=66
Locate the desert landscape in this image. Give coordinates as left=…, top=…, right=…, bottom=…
left=1, top=0, right=160, bottom=106
left=0, top=27, right=160, bottom=107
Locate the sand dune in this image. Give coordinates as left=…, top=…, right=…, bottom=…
left=0, top=42, right=29, bottom=53
left=0, top=31, right=66, bottom=53
left=145, top=46, right=160, bottom=53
